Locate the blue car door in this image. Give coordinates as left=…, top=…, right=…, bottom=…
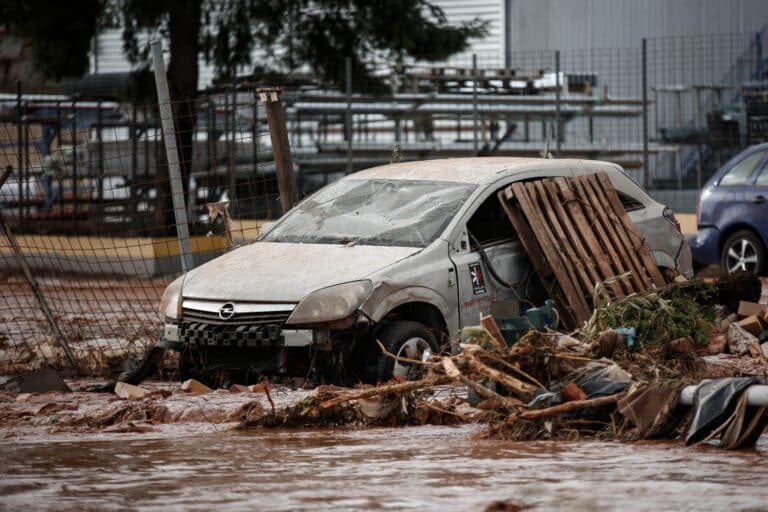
left=744, top=158, right=768, bottom=248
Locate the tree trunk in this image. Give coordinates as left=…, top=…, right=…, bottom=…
left=155, top=0, right=201, bottom=235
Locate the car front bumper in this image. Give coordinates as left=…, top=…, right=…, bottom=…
left=688, top=225, right=721, bottom=266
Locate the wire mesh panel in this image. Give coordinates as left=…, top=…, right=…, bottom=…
left=647, top=32, right=765, bottom=188
left=0, top=85, right=278, bottom=374
left=1, top=30, right=767, bottom=375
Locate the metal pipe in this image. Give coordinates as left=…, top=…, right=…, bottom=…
left=71, top=95, right=78, bottom=232
left=346, top=56, right=353, bottom=173
left=642, top=38, right=650, bottom=190
left=472, top=53, right=479, bottom=155
left=16, top=81, right=23, bottom=221
left=555, top=50, right=561, bottom=157
left=679, top=383, right=768, bottom=407
left=97, top=98, right=104, bottom=218
left=56, top=101, right=64, bottom=217
left=150, top=40, right=194, bottom=273
left=0, top=166, right=78, bottom=372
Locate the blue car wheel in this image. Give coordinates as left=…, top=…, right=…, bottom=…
left=721, top=230, right=765, bottom=275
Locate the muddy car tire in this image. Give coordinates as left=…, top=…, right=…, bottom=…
left=721, top=230, right=766, bottom=275
left=369, top=320, right=438, bottom=383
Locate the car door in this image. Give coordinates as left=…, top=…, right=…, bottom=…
left=743, top=157, right=768, bottom=245
left=712, top=149, right=768, bottom=230
left=448, top=168, right=572, bottom=328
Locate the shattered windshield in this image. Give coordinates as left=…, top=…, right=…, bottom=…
left=261, top=179, right=476, bottom=247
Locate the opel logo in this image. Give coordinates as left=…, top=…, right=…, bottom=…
left=218, top=302, right=235, bottom=320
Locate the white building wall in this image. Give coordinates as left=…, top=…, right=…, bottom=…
left=505, top=0, right=768, bottom=53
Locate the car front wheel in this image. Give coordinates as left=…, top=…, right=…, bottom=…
left=721, top=230, right=766, bottom=275
left=369, top=320, right=438, bottom=383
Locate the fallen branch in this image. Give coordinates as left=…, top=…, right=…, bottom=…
left=477, top=351, right=547, bottom=390
left=376, top=339, right=437, bottom=367
left=480, top=314, right=507, bottom=350
left=319, top=375, right=451, bottom=409
left=520, top=392, right=623, bottom=420
left=442, top=356, right=521, bottom=410
left=464, top=351, right=536, bottom=401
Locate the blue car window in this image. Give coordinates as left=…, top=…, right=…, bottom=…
left=756, top=165, right=768, bottom=186
left=719, top=151, right=766, bottom=186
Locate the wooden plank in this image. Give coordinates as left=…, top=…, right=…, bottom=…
left=497, top=190, right=576, bottom=327
left=581, top=174, right=654, bottom=291
left=571, top=176, right=643, bottom=294
left=510, top=182, right=591, bottom=323
left=496, top=190, right=552, bottom=276
left=541, top=180, right=617, bottom=301
left=593, top=172, right=666, bottom=288
left=552, top=177, right=622, bottom=297
left=530, top=180, right=597, bottom=302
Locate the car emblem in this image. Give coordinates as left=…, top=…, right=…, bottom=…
left=218, top=302, right=235, bottom=320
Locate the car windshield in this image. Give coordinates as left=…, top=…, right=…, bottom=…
left=261, top=179, right=476, bottom=247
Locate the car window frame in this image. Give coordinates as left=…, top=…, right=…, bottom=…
left=717, top=149, right=768, bottom=187
left=753, top=156, right=768, bottom=187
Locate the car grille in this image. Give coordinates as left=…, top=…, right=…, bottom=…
left=180, top=305, right=293, bottom=348
left=181, top=308, right=292, bottom=326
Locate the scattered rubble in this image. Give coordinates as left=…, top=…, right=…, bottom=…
left=1, top=277, right=767, bottom=451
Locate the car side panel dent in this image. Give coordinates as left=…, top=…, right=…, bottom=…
left=360, top=283, right=455, bottom=334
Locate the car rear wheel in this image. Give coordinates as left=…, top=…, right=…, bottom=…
left=369, top=320, right=438, bottom=383
left=721, top=230, right=766, bottom=275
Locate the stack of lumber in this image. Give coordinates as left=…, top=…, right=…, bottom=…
left=497, top=171, right=666, bottom=328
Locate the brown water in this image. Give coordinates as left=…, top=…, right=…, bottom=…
left=1, top=426, right=766, bottom=511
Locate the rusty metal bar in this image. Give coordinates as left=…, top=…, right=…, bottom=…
left=258, top=87, right=298, bottom=213
left=151, top=41, right=194, bottom=272
left=0, top=166, right=78, bottom=372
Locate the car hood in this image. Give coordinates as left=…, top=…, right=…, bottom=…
left=180, top=241, right=421, bottom=302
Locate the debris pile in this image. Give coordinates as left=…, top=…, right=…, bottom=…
left=238, top=276, right=768, bottom=449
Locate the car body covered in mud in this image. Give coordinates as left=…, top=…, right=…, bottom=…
left=160, top=157, right=692, bottom=383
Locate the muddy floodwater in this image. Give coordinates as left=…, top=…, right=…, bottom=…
left=1, top=426, right=767, bottom=511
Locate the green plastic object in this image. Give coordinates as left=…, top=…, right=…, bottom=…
left=493, top=299, right=557, bottom=346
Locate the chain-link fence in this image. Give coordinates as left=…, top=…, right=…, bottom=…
left=1, top=30, right=766, bottom=375
left=0, top=79, right=282, bottom=375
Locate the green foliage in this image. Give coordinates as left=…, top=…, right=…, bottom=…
left=581, top=280, right=717, bottom=348
left=0, top=0, right=105, bottom=80
left=3, top=0, right=488, bottom=91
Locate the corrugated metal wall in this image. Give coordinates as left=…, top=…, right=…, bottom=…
left=505, top=0, right=768, bottom=54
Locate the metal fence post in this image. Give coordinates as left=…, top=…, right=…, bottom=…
left=227, top=83, right=237, bottom=215
left=555, top=50, right=562, bottom=157
left=0, top=167, right=78, bottom=372
left=259, top=87, right=298, bottom=213
left=16, top=81, right=23, bottom=221
left=150, top=41, right=194, bottom=273
left=472, top=53, right=479, bottom=155
left=97, top=99, right=104, bottom=219
left=346, top=57, right=353, bottom=173
left=70, top=95, right=78, bottom=232
left=642, top=38, right=650, bottom=190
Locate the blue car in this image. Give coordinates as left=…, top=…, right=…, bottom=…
left=690, top=143, right=768, bottom=274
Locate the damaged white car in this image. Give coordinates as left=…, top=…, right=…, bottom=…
left=160, top=157, right=692, bottom=383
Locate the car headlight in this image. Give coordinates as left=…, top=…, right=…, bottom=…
left=286, top=280, right=372, bottom=325
left=160, top=276, right=184, bottom=320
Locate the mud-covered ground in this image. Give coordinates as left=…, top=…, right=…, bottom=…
left=0, top=380, right=767, bottom=511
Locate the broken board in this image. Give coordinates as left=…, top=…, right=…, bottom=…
left=497, top=172, right=666, bottom=329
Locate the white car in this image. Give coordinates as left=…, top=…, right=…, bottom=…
left=160, top=157, right=692, bottom=383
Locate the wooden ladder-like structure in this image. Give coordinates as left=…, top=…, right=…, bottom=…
left=497, top=171, right=666, bottom=329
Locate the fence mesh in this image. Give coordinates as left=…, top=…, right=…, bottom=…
left=1, top=30, right=767, bottom=375
left=0, top=87, right=279, bottom=374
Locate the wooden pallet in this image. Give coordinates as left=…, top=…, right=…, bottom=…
left=497, top=172, right=666, bottom=329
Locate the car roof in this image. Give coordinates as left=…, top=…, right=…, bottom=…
left=349, top=157, right=621, bottom=184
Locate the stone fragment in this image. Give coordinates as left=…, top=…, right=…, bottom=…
left=115, top=382, right=152, bottom=401
left=181, top=379, right=213, bottom=395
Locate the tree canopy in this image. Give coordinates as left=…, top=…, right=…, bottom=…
left=2, top=0, right=487, bottom=90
